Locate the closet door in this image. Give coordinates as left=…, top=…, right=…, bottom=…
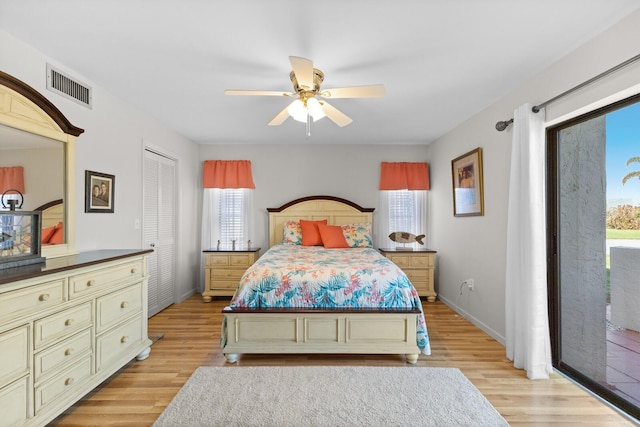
left=144, top=149, right=176, bottom=316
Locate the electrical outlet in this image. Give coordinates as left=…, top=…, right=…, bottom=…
left=466, top=279, right=475, bottom=291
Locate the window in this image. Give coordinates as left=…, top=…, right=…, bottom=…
left=379, top=190, right=427, bottom=249
left=203, top=188, right=253, bottom=249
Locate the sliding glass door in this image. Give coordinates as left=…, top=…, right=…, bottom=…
left=547, top=94, right=640, bottom=420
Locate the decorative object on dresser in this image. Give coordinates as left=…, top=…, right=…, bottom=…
left=201, top=247, right=260, bottom=302
left=379, top=248, right=437, bottom=302
left=221, top=195, right=429, bottom=365
left=451, top=147, right=484, bottom=217
left=1, top=189, right=45, bottom=269
left=0, top=249, right=153, bottom=427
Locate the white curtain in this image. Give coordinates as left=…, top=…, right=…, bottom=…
left=377, top=190, right=428, bottom=249
left=199, top=188, right=253, bottom=292
left=505, top=103, right=552, bottom=379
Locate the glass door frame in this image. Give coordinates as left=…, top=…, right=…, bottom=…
left=546, top=92, right=640, bottom=420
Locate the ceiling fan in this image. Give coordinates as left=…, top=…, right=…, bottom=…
left=224, top=56, right=385, bottom=133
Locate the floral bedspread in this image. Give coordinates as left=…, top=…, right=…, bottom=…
left=226, top=243, right=431, bottom=355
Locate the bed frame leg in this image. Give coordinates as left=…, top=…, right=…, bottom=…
left=405, top=354, right=419, bottom=364
left=224, top=353, right=239, bottom=364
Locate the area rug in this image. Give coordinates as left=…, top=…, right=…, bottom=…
left=153, top=366, right=509, bottom=427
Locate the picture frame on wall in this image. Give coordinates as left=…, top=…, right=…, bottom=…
left=451, top=147, right=484, bottom=217
left=85, top=170, right=115, bottom=213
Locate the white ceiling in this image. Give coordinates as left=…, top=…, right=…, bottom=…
left=1, top=1, right=639, bottom=145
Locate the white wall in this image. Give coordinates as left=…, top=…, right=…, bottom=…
left=0, top=29, right=201, bottom=301
left=428, top=9, right=640, bottom=343
left=197, top=144, right=429, bottom=251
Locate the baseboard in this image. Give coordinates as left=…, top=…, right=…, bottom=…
left=437, top=295, right=506, bottom=346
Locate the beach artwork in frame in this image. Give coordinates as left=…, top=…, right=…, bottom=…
left=85, top=170, right=115, bottom=213
left=451, top=147, right=484, bottom=217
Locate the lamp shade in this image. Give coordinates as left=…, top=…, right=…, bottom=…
left=287, top=99, right=307, bottom=123
left=0, top=166, right=25, bottom=194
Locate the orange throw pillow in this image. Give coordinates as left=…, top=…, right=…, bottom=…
left=41, top=225, right=56, bottom=244
left=318, top=224, right=350, bottom=248
left=300, top=219, right=327, bottom=246
left=49, top=222, right=64, bottom=245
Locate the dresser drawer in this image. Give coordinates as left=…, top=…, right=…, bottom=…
left=0, top=376, right=29, bottom=427
left=69, top=260, right=144, bottom=299
left=0, top=325, right=29, bottom=385
left=96, top=283, right=143, bottom=333
left=0, top=280, right=64, bottom=321
left=96, top=314, right=143, bottom=372
left=34, top=329, right=92, bottom=382
left=35, top=356, right=92, bottom=414
left=34, top=302, right=92, bottom=349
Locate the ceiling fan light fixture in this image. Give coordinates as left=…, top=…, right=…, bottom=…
left=307, top=97, right=325, bottom=121
left=287, top=99, right=307, bottom=122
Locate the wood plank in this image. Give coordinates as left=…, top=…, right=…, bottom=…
left=48, top=295, right=636, bottom=426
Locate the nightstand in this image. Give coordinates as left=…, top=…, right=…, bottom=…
left=379, top=248, right=437, bottom=302
left=202, top=248, right=260, bottom=302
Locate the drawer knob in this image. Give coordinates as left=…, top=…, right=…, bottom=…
left=65, top=348, right=73, bottom=356
left=121, top=336, right=129, bottom=343
left=65, top=318, right=75, bottom=326
left=39, top=293, right=50, bottom=301
left=87, top=279, right=95, bottom=287
left=120, top=301, right=129, bottom=309
left=131, top=267, right=138, bottom=274
left=65, top=377, right=74, bottom=386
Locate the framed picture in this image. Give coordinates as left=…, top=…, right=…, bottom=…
left=85, top=170, right=115, bottom=213
left=451, top=147, right=484, bottom=217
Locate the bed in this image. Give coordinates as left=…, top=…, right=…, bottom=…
left=36, top=199, right=65, bottom=246
left=221, top=195, right=430, bottom=364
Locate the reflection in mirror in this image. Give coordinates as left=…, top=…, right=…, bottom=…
left=0, top=125, right=64, bottom=211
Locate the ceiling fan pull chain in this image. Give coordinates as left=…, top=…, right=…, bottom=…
left=306, top=113, right=311, bottom=137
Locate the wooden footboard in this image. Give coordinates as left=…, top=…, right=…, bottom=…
left=222, top=308, right=421, bottom=364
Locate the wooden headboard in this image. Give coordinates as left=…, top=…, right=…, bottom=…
left=267, top=195, right=374, bottom=247
left=35, top=199, right=64, bottom=229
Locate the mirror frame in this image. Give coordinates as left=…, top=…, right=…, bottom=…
left=0, top=70, right=84, bottom=258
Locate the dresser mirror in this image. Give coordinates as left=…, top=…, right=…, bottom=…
left=0, top=70, right=83, bottom=259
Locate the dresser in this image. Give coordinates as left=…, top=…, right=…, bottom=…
left=0, top=249, right=152, bottom=427
left=379, top=248, right=437, bottom=302
left=202, top=248, right=260, bottom=302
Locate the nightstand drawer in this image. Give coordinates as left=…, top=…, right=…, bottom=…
left=405, top=269, right=428, bottom=281
left=206, top=254, right=252, bottom=267
left=410, top=256, right=432, bottom=267
left=209, top=279, right=241, bottom=290
left=211, top=268, right=245, bottom=280
left=386, top=255, right=410, bottom=267
left=34, top=302, right=93, bottom=349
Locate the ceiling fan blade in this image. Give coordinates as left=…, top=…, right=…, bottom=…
left=320, top=101, right=353, bottom=127
left=225, top=89, right=293, bottom=97
left=320, top=84, right=386, bottom=98
left=289, top=56, right=314, bottom=90
left=267, top=103, right=293, bottom=126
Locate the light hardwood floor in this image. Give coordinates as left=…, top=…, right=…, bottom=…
left=50, top=295, right=637, bottom=426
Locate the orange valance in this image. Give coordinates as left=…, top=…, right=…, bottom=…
left=379, top=162, right=429, bottom=190
left=0, top=166, right=25, bottom=193
left=203, top=160, right=255, bottom=189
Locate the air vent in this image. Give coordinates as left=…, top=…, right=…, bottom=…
left=46, top=64, right=92, bottom=109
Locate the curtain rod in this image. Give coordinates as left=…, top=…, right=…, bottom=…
left=495, top=52, right=640, bottom=131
